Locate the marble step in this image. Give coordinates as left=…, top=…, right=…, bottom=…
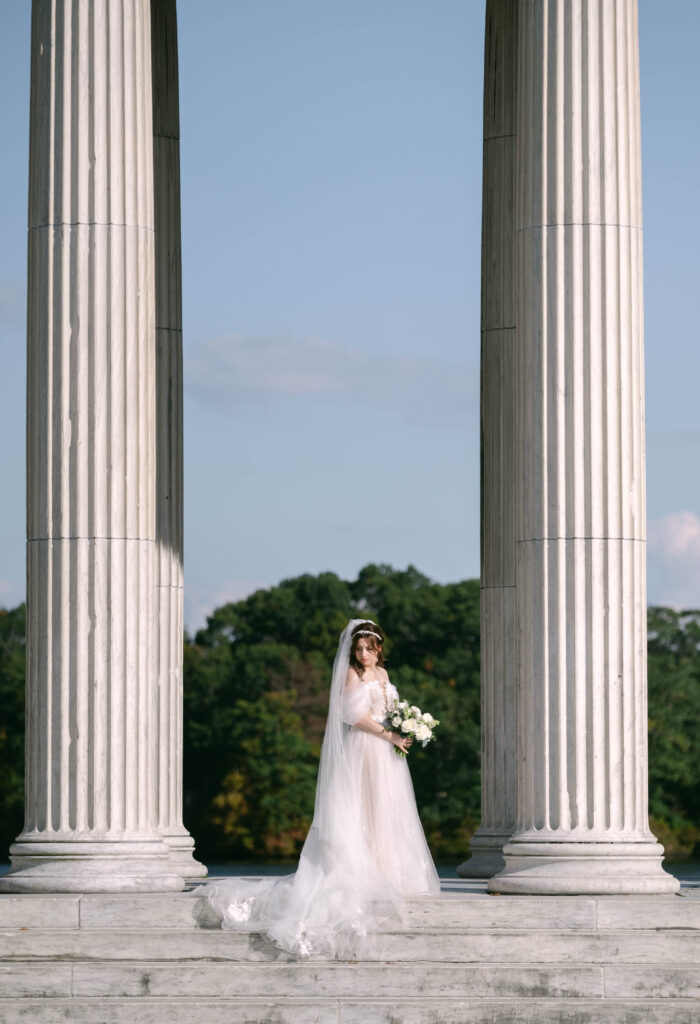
left=0, top=960, right=650, bottom=1000
left=1, top=926, right=700, bottom=965
left=2, top=890, right=700, bottom=932
left=2, top=959, right=700, bottom=1001
left=3, top=889, right=700, bottom=1022
left=0, top=999, right=697, bottom=1024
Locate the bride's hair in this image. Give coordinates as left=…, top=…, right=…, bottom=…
left=349, top=621, right=385, bottom=676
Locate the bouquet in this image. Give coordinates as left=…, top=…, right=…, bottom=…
left=384, top=699, right=440, bottom=757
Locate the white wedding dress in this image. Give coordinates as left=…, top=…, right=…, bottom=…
left=198, top=620, right=440, bottom=958
left=341, top=674, right=439, bottom=894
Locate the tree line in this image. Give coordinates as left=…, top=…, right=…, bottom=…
left=0, top=564, right=699, bottom=862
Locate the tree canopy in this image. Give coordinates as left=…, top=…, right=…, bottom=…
left=0, top=570, right=699, bottom=862
left=183, top=565, right=481, bottom=859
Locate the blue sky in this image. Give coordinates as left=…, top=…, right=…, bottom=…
left=0, top=1, right=699, bottom=630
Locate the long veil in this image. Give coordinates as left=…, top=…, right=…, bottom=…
left=198, top=619, right=403, bottom=958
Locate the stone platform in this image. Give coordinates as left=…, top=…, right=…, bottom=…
left=1, top=878, right=700, bottom=1023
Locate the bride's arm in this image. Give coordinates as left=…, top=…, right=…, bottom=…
left=342, top=669, right=412, bottom=753
left=352, top=712, right=413, bottom=753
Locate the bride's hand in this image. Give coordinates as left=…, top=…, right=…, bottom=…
left=391, top=732, right=413, bottom=754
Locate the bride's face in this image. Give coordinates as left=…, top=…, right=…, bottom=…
left=355, top=638, right=379, bottom=670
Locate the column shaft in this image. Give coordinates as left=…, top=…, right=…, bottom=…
left=460, top=0, right=518, bottom=878
left=1, top=0, right=183, bottom=893
left=151, top=0, right=206, bottom=880
left=490, top=0, right=676, bottom=894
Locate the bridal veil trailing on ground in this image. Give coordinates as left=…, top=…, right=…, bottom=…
left=197, top=619, right=439, bottom=957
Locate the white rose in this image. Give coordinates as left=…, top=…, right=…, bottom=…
left=415, top=723, right=431, bottom=742
left=398, top=701, right=408, bottom=710
left=401, top=719, right=417, bottom=733
left=422, top=713, right=435, bottom=727
left=410, top=705, right=421, bottom=717
left=391, top=715, right=401, bottom=727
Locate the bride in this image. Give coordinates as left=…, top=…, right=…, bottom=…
left=199, top=619, right=440, bottom=957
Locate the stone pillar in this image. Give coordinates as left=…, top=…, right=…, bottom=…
left=490, top=0, right=677, bottom=894
left=459, top=0, right=518, bottom=879
left=151, top=0, right=207, bottom=882
left=0, top=0, right=183, bottom=893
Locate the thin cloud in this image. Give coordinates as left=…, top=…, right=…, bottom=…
left=185, top=333, right=477, bottom=426
left=647, top=511, right=700, bottom=610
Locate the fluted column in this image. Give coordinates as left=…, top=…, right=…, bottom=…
left=0, top=0, right=183, bottom=893
left=151, top=0, right=206, bottom=881
left=459, top=0, right=518, bottom=879
left=490, top=0, right=677, bottom=894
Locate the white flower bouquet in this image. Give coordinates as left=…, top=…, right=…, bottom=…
left=384, top=699, right=440, bottom=757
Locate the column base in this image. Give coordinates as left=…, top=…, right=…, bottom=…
left=0, top=835, right=186, bottom=893
left=488, top=835, right=680, bottom=895
left=457, top=827, right=512, bottom=878
left=160, top=825, right=208, bottom=881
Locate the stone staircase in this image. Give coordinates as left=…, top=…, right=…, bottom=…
left=1, top=878, right=700, bottom=1023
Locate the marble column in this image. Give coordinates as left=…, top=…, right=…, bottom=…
left=151, top=0, right=207, bottom=881
left=490, top=0, right=677, bottom=894
left=459, top=0, right=518, bottom=879
left=0, top=0, right=183, bottom=893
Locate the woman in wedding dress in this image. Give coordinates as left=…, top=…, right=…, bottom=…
left=200, top=619, right=440, bottom=957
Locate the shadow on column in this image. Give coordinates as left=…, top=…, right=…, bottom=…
left=458, top=0, right=518, bottom=879
left=152, top=0, right=207, bottom=882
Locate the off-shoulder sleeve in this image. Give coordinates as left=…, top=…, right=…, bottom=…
left=341, top=679, right=370, bottom=726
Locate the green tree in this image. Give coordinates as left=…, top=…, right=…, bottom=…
left=0, top=605, right=26, bottom=851
left=206, top=690, right=319, bottom=858
left=183, top=566, right=483, bottom=860
left=183, top=570, right=364, bottom=850
left=2, top=582, right=700, bottom=864
left=647, top=607, right=700, bottom=853
left=198, top=572, right=356, bottom=660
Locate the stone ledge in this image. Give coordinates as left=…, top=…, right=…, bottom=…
left=2, top=928, right=700, bottom=965
left=0, top=962, right=608, bottom=1000
left=2, top=887, right=699, bottom=932
left=0, top=998, right=696, bottom=1024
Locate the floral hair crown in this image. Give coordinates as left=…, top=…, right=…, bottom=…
left=354, top=629, right=382, bottom=642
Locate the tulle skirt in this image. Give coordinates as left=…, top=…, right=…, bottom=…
left=198, top=730, right=440, bottom=958
left=345, top=728, right=440, bottom=896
